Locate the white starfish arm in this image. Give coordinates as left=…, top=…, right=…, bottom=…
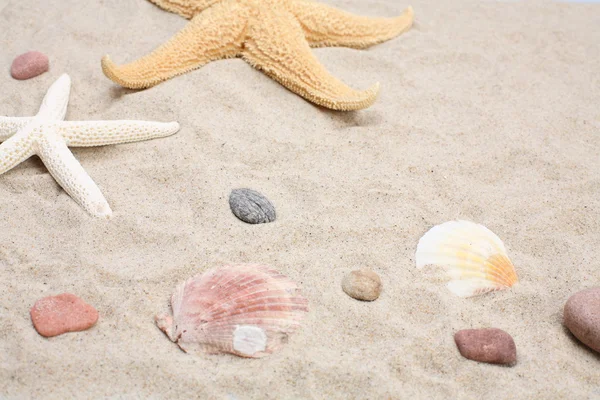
left=36, top=128, right=112, bottom=218
left=0, top=129, right=35, bottom=175
left=0, top=117, right=34, bottom=141
left=36, top=74, right=71, bottom=121
left=57, top=120, right=180, bottom=147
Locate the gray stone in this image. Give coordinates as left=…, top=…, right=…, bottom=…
left=564, top=287, right=600, bottom=354
left=229, top=188, right=276, bottom=224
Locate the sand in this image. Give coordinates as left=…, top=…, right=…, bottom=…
left=0, top=0, right=599, bottom=398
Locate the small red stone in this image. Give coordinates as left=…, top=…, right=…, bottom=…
left=10, top=51, right=49, bottom=80
left=30, top=293, right=99, bottom=337
left=454, top=328, right=517, bottom=365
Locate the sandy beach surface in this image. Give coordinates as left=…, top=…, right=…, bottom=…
left=1, top=0, right=599, bottom=398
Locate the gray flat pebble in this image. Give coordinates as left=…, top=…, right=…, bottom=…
left=229, top=188, right=276, bottom=224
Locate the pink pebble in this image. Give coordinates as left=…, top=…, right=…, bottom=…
left=10, top=51, right=49, bottom=80
left=30, top=293, right=99, bottom=337
left=454, top=328, right=517, bottom=365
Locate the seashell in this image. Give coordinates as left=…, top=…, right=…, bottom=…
left=229, top=188, right=276, bottom=224
left=415, top=220, right=518, bottom=297
left=155, top=264, right=308, bottom=358
left=341, top=269, right=382, bottom=301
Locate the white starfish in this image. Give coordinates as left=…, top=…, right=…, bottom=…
left=0, top=74, right=180, bottom=218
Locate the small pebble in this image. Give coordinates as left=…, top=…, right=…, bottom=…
left=30, top=293, right=99, bottom=337
left=229, top=188, right=276, bottom=224
left=10, top=51, right=49, bottom=80
left=454, top=328, right=517, bottom=365
left=564, top=287, right=600, bottom=353
left=341, top=269, right=382, bottom=301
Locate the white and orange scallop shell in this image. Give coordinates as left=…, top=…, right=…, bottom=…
left=416, top=220, right=518, bottom=297
left=155, top=264, right=309, bottom=358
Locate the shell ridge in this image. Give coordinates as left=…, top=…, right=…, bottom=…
left=207, top=303, right=309, bottom=324
left=159, top=264, right=308, bottom=358
left=209, top=265, right=250, bottom=289
left=188, top=319, right=303, bottom=355
left=418, top=220, right=506, bottom=253
left=202, top=292, right=307, bottom=317
left=201, top=289, right=307, bottom=322
left=416, top=220, right=519, bottom=297
left=190, top=268, right=267, bottom=317
left=418, top=232, right=504, bottom=259
left=417, top=253, right=515, bottom=285
left=171, top=277, right=192, bottom=318
left=202, top=320, right=303, bottom=343
left=195, top=276, right=297, bottom=319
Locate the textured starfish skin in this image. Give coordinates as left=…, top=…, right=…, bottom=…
left=101, top=0, right=414, bottom=110
left=0, top=74, right=180, bottom=218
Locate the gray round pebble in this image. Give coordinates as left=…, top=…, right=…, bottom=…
left=229, top=188, right=276, bottom=224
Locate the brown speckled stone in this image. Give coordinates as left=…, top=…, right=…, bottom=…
left=564, top=287, right=600, bottom=353
left=30, top=293, right=98, bottom=337
left=341, top=269, right=382, bottom=301
left=454, top=328, right=517, bottom=365
left=10, top=51, right=49, bottom=80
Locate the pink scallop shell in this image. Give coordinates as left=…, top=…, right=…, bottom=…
left=155, top=264, right=309, bottom=358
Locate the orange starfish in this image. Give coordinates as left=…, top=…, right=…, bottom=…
left=102, top=0, right=414, bottom=111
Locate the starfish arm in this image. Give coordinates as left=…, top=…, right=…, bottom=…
left=37, top=128, right=112, bottom=218
left=0, top=117, right=34, bottom=141
left=0, top=130, right=35, bottom=175
left=242, top=9, right=379, bottom=111
left=147, top=0, right=224, bottom=19
left=101, top=2, right=247, bottom=89
left=36, top=74, right=71, bottom=121
left=57, top=121, right=180, bottom=147
left=288, top=3, right=414, bottom=49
